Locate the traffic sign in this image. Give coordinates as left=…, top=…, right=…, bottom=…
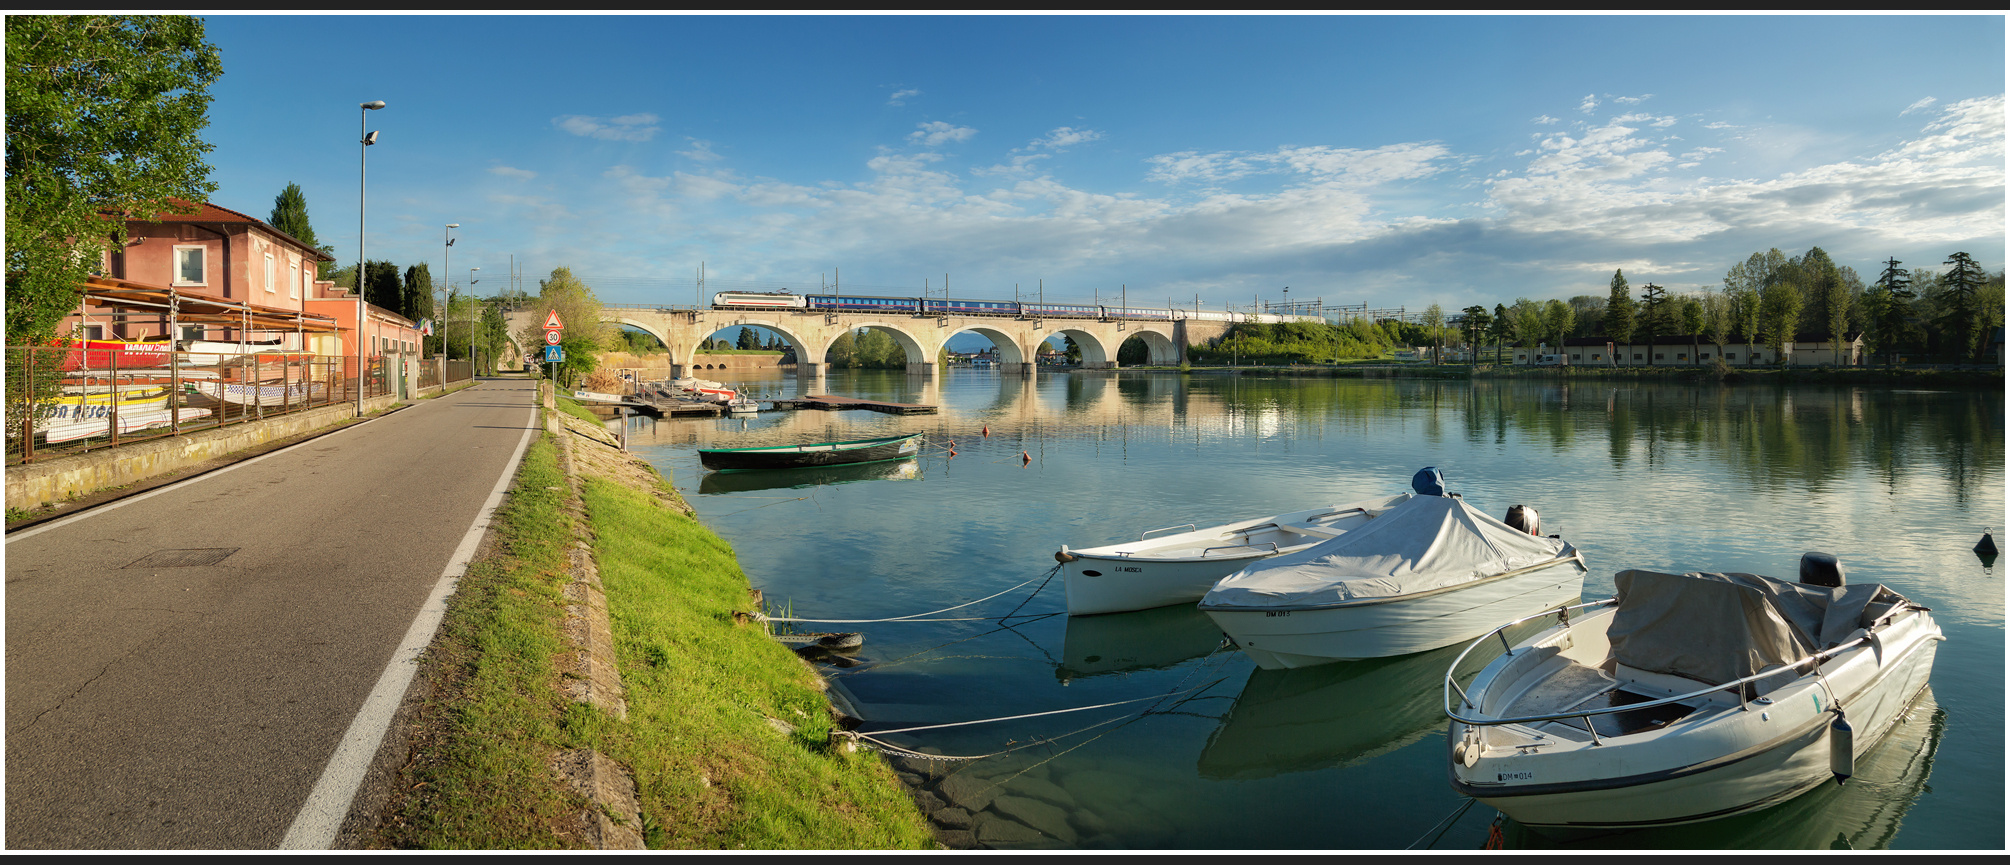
left=545, top=329, right=562, bottom=345
left=544, top=345, right=564, bottom=362
left=543, top=310, right=564, bottom=330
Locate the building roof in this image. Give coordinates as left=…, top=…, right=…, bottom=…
left=79, top=275, right=344, bottom=333
left=135, top=199, right=335, bottom=262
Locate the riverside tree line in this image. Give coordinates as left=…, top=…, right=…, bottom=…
left=1191, top=247, right=2003, bottom=367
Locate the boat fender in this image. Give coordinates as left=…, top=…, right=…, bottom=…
left=1800, top=552, right=1846, bottom=588
left=1830, top=709, right=1855, bottom=785
left=1055, top=549, right=1078, bottom=563
left=1504, top=505, right=1540, bottom=536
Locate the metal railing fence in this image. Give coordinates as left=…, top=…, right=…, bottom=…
left=5, top=343, right=392, bottom=464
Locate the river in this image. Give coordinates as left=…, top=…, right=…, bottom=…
left=622, top=368, right=2003, bottom=850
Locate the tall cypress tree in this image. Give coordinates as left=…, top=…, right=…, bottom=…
left=268, top=182, right=335, bottom=278
left=1605, top=269, right=1636, bottom=362
left=1941, top=251, right=1987, bottom=362
left=1639, top=282, right=1668, bottom=365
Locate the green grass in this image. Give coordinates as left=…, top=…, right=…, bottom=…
left=580, top=472, right=934, bottom=849
left=554, top=395, right=604, bottom=426
left=378, top=425, right=933, bottom=849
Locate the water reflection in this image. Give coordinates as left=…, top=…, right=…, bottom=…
left=1056, top=604, right=1225, bottom=683
left=696, top=458, right=921, bottom=495
left=1504, top=688, right=1945, bottom=850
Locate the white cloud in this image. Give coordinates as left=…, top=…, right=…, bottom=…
left=678, top=138, right=724, bottom=162
left=1612, top=94, right=1652, bottom=105
left=551, top=113, right=661, bottom=142
left=1029, top=126, right=1104, bottom=149
left=908, top=121, right=977, bottom=147
left=1532, top=114, right=1560, bottom=125
left=1578, top=94, right=1599, bottom=114
left=888, top=88, right=921, bottom=106
left=1146, top=142, right=1450, bottom=186
left=1900, top=96, right=1938, bottom=116
left=488, top=165, right=536, bottom=180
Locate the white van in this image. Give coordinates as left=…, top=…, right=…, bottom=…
left=1534, top=353, right=1566, bottom=366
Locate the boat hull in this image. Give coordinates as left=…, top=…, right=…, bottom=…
left=190, top=379, right=329, bottom=407
left=698, top=433, right=922, bottom=471
left=1450, top=605, right=1943, bottom=833
left=1203, top=559, right=1585, bottom=669
left=1061, top=497, right=1403, bottom=616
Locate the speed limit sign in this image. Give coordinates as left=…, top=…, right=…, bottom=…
left=545, top=329, right=562, bottom=345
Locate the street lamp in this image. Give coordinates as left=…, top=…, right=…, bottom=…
left=439, top=223, right=457, bottom=360
left=468, top=268, right=480, bottom=376
left=356, top=99, right=384, bottom=414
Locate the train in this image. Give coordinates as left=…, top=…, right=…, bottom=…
left=711, top=291, right=1306, bottom=324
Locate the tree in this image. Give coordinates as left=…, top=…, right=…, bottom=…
left=516, top=267, right=606, bottom=385
left=736, top=326, right=756, bottom=350
left=1508, top=298, right=1545, bottom=358
left=1460, top=305, right=1492, bottom=366
left=1701, top=292, right=1730, bottom=361
left=6, top=15, right=222, bottom=342
left=1566, top=295, right=1605, bottom=337
left=1605, top=270, right=1636, bottom=361
left=269, top=182, right=335, bottom=279
left=364, top=259, right=401, bottom=318
left=1542, top=299, right=1574, bottom=355
left=1678, top=296, right=1706, bottom=364
left=1759, top=280, right=1804, bottom=364
left=402, top=263, right=433, bottom=334
left=1724, top=256, right=1762, bottom=365
left=1638, top=283, right=1668, bottom=366
left=1940, top=252, right=1988, bottom=362
left=1489, top=303, right=1513, bottom=364
left=1422, top=304, right=1445, bottom=364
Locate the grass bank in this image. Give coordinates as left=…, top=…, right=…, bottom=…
left=377, top=401, right=933, bottom=849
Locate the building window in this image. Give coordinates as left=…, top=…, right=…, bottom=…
left=264, top=253, right=276, bottom=293
left=1655, top=353, right=1664, bottom=360
left=1701, top=353, right=1710, bottom=360
left=174, top=245, right=206, bottom=285
left=1571, top=354, right=1582, bottom=360
left=180, top=325, right=205, bottom=342
left=1677, top=354, right=1687, bottom=361
left=1634, top=353, right=1643, bottom=360
left=302, top=266, right=313, bottom=299
left=81, top=325, right=104, bottom=340
left=289, top=261, right=300, bottom=299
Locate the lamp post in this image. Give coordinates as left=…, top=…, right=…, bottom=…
left=439, top=223, right=457, bottom=360
left=356, top=99, right=384, bottom=413
left=468, top=267, right=480, bottom=377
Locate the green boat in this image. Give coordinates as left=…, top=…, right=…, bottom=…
left=697, top=432, right=923, bottom=471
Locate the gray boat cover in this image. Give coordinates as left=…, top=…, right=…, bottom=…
left=1200, top=495, right=1572, bottom=609
left=1609, top=569, right=1914, bottom=687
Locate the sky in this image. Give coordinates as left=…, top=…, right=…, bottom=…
left=196, top=14, right=2005, bottom=320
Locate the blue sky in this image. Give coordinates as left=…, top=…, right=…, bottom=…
left=197, top=14, right=2004, bottom=316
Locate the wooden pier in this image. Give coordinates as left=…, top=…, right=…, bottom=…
left=771, top=394, right=937, bottom=415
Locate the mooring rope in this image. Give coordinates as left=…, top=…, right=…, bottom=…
left=759, top=564, right=1061, bottom=624
left=837, top=677, right=1228, bottom=763
left=1407, top=797, right=1478, bottom=850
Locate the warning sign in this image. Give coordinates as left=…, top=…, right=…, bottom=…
left=543, top=309, right=564, bottom=330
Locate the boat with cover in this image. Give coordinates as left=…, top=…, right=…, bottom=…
left=189, top=379, right=329, bottom=407
left=1443, top=557, right=1942, bottom=834
left=669, top=377, right=737, bottom=403
left=698, top=432, right=923, bottom=471
left=1056, top=492, right=1413, bottom=616
left=1199, top=469, right=1583, bottom=669
left=36, top=388, right=213, bottom=443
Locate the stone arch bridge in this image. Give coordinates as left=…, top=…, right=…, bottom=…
left=505, top=306, right=1233, bottom=378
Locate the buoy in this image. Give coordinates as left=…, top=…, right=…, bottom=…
left=948, top=449, right=956, bottom=457
left=1022, top=451, right=1031, bottom=463
left=982, top=425, right=990, bottom=436
left=1979, top=532, right=1999, bottom=568
left=1829, top=709, right=1855, bottom=785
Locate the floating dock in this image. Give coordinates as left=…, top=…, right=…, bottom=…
left=772, top=395, right=937, bottom=415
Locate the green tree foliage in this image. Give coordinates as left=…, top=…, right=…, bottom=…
left=1939, top=252, right=1988, bottom=362
left=1460, top=305, right=1492, bottom=365
left=1566, top=295, right=1605, bottom=337
left=1759, top=279, right=1804, bottom=364
left=735, top=326, right=756, bottom=350
left=1604, top=270, right=1636, bottom=349
left=1422, top=304, right=1446, bottom=364
left=402, top=263, right=433, bottom=329
left=517, top=267, right=606, bottom=385
left=6, top=15, right=222, bottom=342
left=1489, top=304, right=1512, bottom=363
left=1507, top=298, right=1545, bottom=350
left=269, top=182, right=335, bottom=278
left=1061, top=334, right=1082, bottom=364
left=1187, top=320, right=1398, bottom=365
left=1678, top=295, right=1706, bottom=364
left=364, top=259, right=401, bottom=318
left=1542, top=299, right=1574, bottom=351
left=1637, top=282, right=1669, bottom=365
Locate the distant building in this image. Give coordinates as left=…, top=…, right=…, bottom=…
left=1511, top=334, right=1864, bottom=366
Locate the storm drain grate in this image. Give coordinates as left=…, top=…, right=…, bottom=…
left=125, top=548, right=240, bottom=569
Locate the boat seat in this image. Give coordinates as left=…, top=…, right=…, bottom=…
left=1502, top=661, right=1616, bottom=718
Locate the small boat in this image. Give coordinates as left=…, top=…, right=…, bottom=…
left=726, top=395, right=759, bottom=413
left=1056, top=492, right=1413, bottom=616
left=698, top=432, right=923, bottom=471
left=669, top=377, right=737, bottom=403
left=177, top=339, right=309, bottom=366
left=188, top=379, right=328, bottom=407
left=1199, top=469, right=1583, bottom=669
left=50, top=337, right=174, bottom=371
left=1444, top=557, right=1942, bottom=834
left=37, top=390, right=214, bottom=442
left=696, top=458, right=920, bottom=494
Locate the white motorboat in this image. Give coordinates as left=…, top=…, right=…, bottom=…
left=1444, top=558, right=1942, bottom=834
left=189, top=379, right=328, bottom=407
left=726, top=395, right=759, bottom=413
left=669, top=376, right=737, bottom=403
left=1198, top=484, right=1584, bottom=669
left=1056, top=492, right=1413, bottom=616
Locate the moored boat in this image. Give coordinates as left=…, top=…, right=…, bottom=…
left=698, top=432, right=923, bottom=471
left=1444, top=558, right=1942, bottom=834
left=1199, top=471, right=1582, bottom=669
left=1056, top=492, right=1413, bottom=616
left=188, top=379, right=329, bottom=407
left=50, top=337, right=174, bottom=371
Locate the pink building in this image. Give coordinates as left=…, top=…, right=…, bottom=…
left=94, top=199, right=335, bottom=347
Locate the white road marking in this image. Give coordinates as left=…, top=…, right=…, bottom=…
left=277, top=389, right=539, bottom=849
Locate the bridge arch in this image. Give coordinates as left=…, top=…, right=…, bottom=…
left=820, top=318, right=937, bottom=368
left=946, top=325, right=1030, bottom=366
left=1050, top=326, right=1110, bottom=367
left=678, top=317, right=818, bottom=372
left=1120, top=327, right=1182, bottom=365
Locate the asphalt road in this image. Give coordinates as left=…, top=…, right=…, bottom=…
left=5, top=379, right=540, bottom=849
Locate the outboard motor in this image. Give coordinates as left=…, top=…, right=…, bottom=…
left=1411, top=466, right=1446, bottom=497
left=1504, top=505, right=1540, bottom=536
left=1800, top=552, right=1846, bottom=588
